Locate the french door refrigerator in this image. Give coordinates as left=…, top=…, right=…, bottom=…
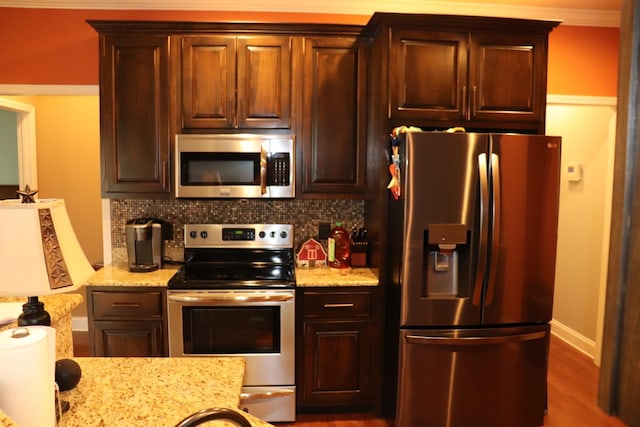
left=388, top=131, right=561, bottom=427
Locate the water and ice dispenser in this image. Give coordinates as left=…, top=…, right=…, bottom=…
left=424, top=223, right=469, bottom=297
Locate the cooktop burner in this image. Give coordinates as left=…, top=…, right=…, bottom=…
left=168, top=224, right=296, bottom=290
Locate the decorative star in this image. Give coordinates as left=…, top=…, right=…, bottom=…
left=17, top=185, right=38, bottom=203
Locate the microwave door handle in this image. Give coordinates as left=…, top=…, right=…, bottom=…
left=260, top=147, right=268, bottom=195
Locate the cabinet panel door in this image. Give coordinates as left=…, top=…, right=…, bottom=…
left=181, top=35, right=236, bottom=128
left=301, top=37, right=367, bottom=196
left=389, top=30, right=467, bottom=121
left=237, top=36, right=292, bottom=128
left=301, top=320, right=372, bottom=406
left=469, top=33, right=545, bottom=123
left=101, top=34, right=171, bottom=196
left=93, top=320, right=164, bottom=357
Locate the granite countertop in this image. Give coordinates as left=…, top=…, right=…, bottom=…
left=59, top=357, right=272, bottom=427
left=295, top=266, right=378, bottom=287
left=86, top=263, right=180, bottom=287
left=0, top=293, right=83, bottom=360
left=0, top=293, right=83, bottom=329
left=87, top=263, right=378, bottom=288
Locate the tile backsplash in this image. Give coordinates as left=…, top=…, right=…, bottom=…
left=110, top=199, right=364, bottom=261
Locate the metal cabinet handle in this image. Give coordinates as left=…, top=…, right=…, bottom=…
left=161, top=160, right=168, bottom=190
left=462, top=85, right=468, bottom=119
left=168, top=292, right=294, bottom=303
left=323, top=303, right=355, bottom=308
left=111, top=302, right=142, bottom=308
left=239, top=389, right=294, bottom=402
left=406, top=331, right=546, bottom=346
left=471, top=85, right=478, bottom=117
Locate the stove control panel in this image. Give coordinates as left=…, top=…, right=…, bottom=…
left=184, top=224, right=293, bottom=248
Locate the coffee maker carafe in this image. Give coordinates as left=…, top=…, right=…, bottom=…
left=126, top=218, right=168, bottom=272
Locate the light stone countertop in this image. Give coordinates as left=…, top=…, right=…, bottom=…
left=87, top=263, right=378, bottom=288
left=0, top=293, right=83, bottom=359
left=295, top=266, right=378, bottom=287
left=86, top=263, right=180, bottom=287
left=58, top=357, right=272, bottom=427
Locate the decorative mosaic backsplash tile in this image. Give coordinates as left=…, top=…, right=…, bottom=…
left=110, top=199, right=364, bottom=260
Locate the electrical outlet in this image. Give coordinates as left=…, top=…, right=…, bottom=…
left=318, top=222, right=331, bottom=240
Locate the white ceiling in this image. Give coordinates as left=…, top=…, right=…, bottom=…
left=0, top=0, right=622, bottom=27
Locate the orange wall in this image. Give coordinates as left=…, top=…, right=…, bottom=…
left=548, top=25, right=619, bottom=97
left=0, top=7, right=619, bottom=97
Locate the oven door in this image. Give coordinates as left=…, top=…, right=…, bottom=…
left=167, top=289, right=295, bottom=386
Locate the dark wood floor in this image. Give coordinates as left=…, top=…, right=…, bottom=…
left=72, top=333, right=627, bottom=426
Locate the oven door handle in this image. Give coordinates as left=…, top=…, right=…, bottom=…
left=239, top=388, right=294, bottom=402
left=168, top=292, right=294, bottom=303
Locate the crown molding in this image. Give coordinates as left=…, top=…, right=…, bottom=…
left=0, top=0, right=621, bottom=27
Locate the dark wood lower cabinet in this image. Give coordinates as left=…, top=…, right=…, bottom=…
left=86, top=286, right=168, bottom=357
left=302, top=320, right=372, bottom=406
left=297, top=287, right=379, bottom=411
left=92, top=320, right=164, bottom=357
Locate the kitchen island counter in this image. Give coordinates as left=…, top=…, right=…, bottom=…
left=0, top=293, right=83, bottom=359
left=58, top=356, right=272, bottom=427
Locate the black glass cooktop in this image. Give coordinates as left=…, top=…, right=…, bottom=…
left=168, top=248, right=296, bottom=289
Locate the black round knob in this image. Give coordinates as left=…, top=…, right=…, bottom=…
left=280, top=231, right=288, bottom=239
left=189, top=231, right=197, bottom=239
left=55, top=359, right=82, bottom=391
left=259, top=231, right=266, bottom=239
left=200, top=231, right=208, bottom=239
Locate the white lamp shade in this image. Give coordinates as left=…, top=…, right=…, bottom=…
left=0, top=198, right=94, bottom=296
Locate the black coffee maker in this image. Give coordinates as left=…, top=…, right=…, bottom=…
left=125, top=218, right=172, bottom=272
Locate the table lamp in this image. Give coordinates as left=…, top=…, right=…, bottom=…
left=0, top=190, right=95, bottom=326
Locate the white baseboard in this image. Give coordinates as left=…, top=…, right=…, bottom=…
left=72, top=316, right=88, bottom=332
left=551, top=319, right=597, bottom=362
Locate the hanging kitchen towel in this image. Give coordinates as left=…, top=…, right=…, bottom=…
left=0, top=325, right=56, bottom=427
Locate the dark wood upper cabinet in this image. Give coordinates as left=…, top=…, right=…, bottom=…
left=181, top=35, right=292, bottom=129
left=469, top=32, right=546, bottom=123
left=299, top=36, right=368, bottom=197
left=389, top=29, right=548, bottom=127
left=389, top=30, right=468, bottom=122
left=367, top=13, right=558, bottom=133
left=97, top=33, right=172, bottom=198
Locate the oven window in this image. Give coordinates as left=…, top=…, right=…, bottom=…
left=181, top=152, right=260, bottom=186
left=183, top=306, right=281, bottom=354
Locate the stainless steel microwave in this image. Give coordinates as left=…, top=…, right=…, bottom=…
left=175, top=134, right=295, bottom=198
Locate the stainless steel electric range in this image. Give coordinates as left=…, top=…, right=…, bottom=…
left=167, top=224, right=296, bottom=422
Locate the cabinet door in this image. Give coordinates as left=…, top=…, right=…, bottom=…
left=93, top=320, right=164, bottom=357
left=389, top=29, right=467, bottom=121
left=181, top=35, right=236, bottom=128
left=469, top=33, right=546, bottom=123
left=100, top=34, right=171, bottom=197
left=300, top=36, right=367, bottom=196
left=301, top=320, right=372, bottom=407
left=237, top=36, right=292, bottom=128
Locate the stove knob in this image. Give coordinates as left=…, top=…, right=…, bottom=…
left=270, top=231, right=276, bottom=238
left=200, top=231, right=208, bottom=239
left=280, top=231, right=288, bottom=239
left=259, top=231, right=266, bottom=239
left=189, top=231, right=197, bottom=239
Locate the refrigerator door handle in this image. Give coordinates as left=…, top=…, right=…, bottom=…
left=486, top=153, right=501, bottom=305
left=474, top=153, right=490, bottom=306
left=405, top=331, right=547, bottom=346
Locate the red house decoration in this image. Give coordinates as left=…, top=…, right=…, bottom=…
left=296, top=238, right=327, bottom=268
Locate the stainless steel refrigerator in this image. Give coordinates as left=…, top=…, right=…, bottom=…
left=388, top=131, right=561, bottom=427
